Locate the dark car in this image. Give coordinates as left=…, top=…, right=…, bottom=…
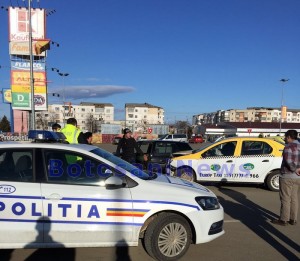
left=136, top=140, right=193, bottom=173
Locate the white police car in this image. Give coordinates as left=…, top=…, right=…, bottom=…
left=0, top=131, right=224, bottom=261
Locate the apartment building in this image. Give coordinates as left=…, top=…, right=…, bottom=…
left=79, top=102, right=114, bottom=123
left=193, top=107, right=300, bottom=125
left=125, top=103, right=164, bottom=132
left=36, top=102, right=114, bottom=131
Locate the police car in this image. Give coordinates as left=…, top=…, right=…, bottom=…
left=167, top=137, right=284, bottom=192
left=0, top=131, right=224, bottom=261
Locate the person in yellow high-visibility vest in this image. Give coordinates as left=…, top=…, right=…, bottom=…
left=61, top=118, right=81, bottom=144
left=61, top=118, right=82, bottom=164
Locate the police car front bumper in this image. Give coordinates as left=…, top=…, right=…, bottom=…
left=187, top=205, right=225, bottom=244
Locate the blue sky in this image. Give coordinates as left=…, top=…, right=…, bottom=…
left=1, top=0, right=300, bottom=123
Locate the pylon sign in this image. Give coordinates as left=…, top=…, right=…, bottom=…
left=8, top=6, right=48, bottom=111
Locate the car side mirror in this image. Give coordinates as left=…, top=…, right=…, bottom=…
left=105, top=176, right=124, bottom=189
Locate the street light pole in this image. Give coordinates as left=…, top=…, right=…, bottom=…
left=51, top=68, right=69, bottom=124
left=58, top=72, right=69, bottom=124
left=279, top=78, right=289, bottom=135
left=28, top=0, right=35, bottom=130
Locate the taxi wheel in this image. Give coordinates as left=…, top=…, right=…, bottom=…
left=175, top=167, right=195, bottom=182
left=144, top=213, right=192, bottom=261
left=266, top=171, right=280, bottom=192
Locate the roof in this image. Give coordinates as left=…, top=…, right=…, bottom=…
left=224, top=122, right=300, bottom=129
left=125, top=103, right=162, bottom=109
left=202, top=122, right=300, bottom=129
left=0, top=142, right=98, bottom=151
left=79, top=102, right=113, bottom=107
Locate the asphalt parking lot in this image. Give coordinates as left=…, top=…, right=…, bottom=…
left=2, top=143, right=300, bottom=261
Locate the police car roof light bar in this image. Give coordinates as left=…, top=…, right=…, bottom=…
left=28, top=130, right=67, bottom=143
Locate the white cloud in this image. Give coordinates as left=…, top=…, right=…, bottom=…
left=50, top=85, right=135, bottom=100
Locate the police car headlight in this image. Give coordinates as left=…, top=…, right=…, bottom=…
left=195, top=196, right=220, bottom=210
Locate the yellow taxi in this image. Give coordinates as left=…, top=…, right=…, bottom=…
left=167, top=137, right=284, bottom=191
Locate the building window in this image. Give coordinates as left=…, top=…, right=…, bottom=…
left=128, top=114, right=134, bottom=118
left=96, top=108, right=104, bottom=113
left=81, top=108, right=85, bottom=112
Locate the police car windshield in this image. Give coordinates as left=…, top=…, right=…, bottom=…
left=90, top=148, right=151, bottom=180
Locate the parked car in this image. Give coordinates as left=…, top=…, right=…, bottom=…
left=136, top=140, right=193, bottom=173
left=167, top=136, right=284, bottom=191
left=159, top=134, right=188, bottom=142
left=0, top=130, right=224, bottom=260
left=189, top=135, right=204, bottom=143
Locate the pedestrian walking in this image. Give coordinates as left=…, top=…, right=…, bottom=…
left=115, top=128, right=147, bottom=164
left=272, top=129, right=300, bottom=226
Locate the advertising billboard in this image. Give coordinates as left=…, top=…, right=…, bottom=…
left=2, top=89, right=12, bottom=103
left=11, top=71, right=47, bottom=110
left=9, top=41, right=46, bottom=56
left=281, top=106, right=287, bottom=121
left=11, top=71, right=46, bottom=88
left=11, top=60, right=46, bottom=71
left=9, top=7, right=45, bottom=41
left=12, top=92, right=47, bottom=111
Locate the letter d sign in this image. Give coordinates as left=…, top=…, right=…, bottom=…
left=17, top=94, right=24, bottom=101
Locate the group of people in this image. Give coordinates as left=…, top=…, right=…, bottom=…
left=51, top=119, right=146, bottom=164
left=51, top=118, right=92, bottom=145
left=52, top=118, right=300, bottom=226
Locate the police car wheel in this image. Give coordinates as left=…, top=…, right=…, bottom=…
left=144, top=213, right=191, bottom=261
left=266, top=171, right=280, bottom=192
left=175, top=167, right=195, bottom=182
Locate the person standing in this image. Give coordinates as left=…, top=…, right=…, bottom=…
left=115, top=128, right=147, bottom=164
left=61, top=118, right=81, bottom=144
left=52, top=123, right=61, bottom=132
left=78, top=132, right=93, bottom=144
left=272, top=129, right=300, bottom=226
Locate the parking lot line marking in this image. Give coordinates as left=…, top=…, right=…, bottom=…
left=224, top=220, right=241, bottom=223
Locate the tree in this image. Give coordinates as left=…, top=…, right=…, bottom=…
left=0, top=115, right=11, bottom=132
left=136, top=119, right=148, bottom=134
left=36, top=112, right=49, bottom=130
left=86, top=113, right=98, bottom=132
left=174, top=121, right=190, bottom=134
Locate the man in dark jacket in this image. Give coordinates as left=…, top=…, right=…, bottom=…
left=115, top=128, right=147, bottom=164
